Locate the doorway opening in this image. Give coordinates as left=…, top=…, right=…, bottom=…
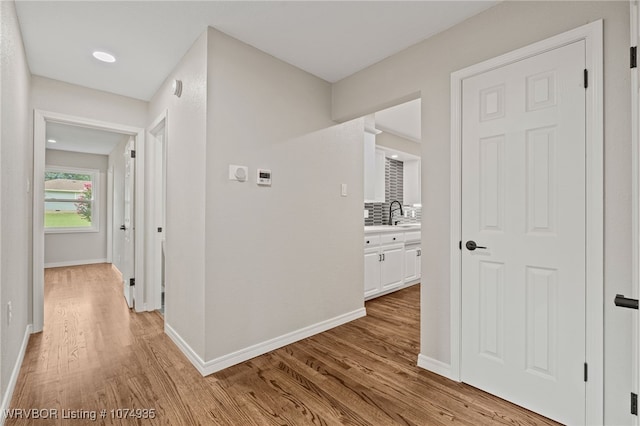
left=362, top=97, right=422, bottom=302
left=33, top=110, right=146, bottom=332
left=147, top=113, right=167, bottom=316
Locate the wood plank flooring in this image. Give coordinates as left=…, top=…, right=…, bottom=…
left=7, top=264, right=559, bottom=425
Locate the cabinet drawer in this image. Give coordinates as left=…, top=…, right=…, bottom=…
left=381, top=233, right=403, bottom=245
left=405, top=231, right=421, bottom=243
left=364, top=235, right=380, bottom=247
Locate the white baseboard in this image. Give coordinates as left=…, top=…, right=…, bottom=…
left=164, top=323, right=207, bottom=375
left=417, top=353, right=457, bottom=381
left=111, top=264, right=122, bottom=278
left=166, top=307, right=367, bottom=377
left=0, top=324, right=33, bottom=425
left=44, top=258, right=108, bottom=268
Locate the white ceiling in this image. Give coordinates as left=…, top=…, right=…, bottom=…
left=15, top=1, right=499, bottom=101
left=375, top=98, right=421, bottom=142
left=46, top=122, right=129, bottom=155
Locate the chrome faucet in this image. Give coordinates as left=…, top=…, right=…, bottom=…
left=388, top=200, right=404, bottom=225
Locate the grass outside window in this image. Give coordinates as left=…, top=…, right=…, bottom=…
left=45, top=211, right=91, bottom=228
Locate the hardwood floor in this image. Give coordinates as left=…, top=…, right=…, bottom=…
left=8, top=264, right=559, bottom=425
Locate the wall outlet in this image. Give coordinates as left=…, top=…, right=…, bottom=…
left=7, top=301, right=12, bottom=325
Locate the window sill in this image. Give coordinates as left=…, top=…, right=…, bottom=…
left=45, top=227, right=99, bottom=234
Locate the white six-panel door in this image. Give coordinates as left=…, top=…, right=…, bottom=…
left=461, top=40, right=586, bottom=425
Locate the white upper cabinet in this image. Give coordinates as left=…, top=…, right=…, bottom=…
left=403, top=159, right=421, bottom=205
left=364, top=131, right=385, bottom=203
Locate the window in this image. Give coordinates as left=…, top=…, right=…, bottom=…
left=44, top=167, right=99, bottom=233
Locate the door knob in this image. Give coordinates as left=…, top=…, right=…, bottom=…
left=466, top=240, right=487, bottom=251
left=120, top=225, right=126, bottom=230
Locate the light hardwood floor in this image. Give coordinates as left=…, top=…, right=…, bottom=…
left=7, top=264, right=558, bottom=425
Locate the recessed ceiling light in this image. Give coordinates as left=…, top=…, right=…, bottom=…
left=47, top=139, right=56, bottom=143
left=92, top=51, right=116, bottom=63
left=391, top=154, right=399, bottom=159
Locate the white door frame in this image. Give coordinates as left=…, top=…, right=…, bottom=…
left=449, top=21, right=603, bottom=423
left=106, top=166, right=113, bottom=264
left=33, top=110, right=146, bottom=332
left=631, top=2, right=640, bottom=423
left=146, top=110, right=167, bottom=312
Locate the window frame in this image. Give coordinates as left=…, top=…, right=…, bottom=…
left=44, top=165, right=100, bottom=234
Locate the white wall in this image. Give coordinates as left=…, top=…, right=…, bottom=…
left=149, top=27, right=364, bottom=369
left=44, top=149, right=108, bottom=266
left=203, top=28, right=363, bottom=362
left=148, top=31, right=208, bottom=358
left=31, top=76, right=147, bottom=128
left=332, top=1, right=630, bottom=424
left=0, top=0, right=32, bottom=411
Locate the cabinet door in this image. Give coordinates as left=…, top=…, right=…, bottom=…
left=381, top=244, right=404, bottom=290
left=403, top=159, right=421, bottom=205
left=404, top=245, right=418, bottom=282
left=364, top=247, right=381, bottom=298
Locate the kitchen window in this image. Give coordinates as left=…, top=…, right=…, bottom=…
left=44, top=166, right=99, bottom=233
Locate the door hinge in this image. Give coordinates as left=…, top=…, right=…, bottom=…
left=632, top=46, right=637, bottom=69
left=583, top=69, right=588, bottom=89
left=130, top=150, right=136, bottom=158
left=583, top=362, right=588, bottom=382
left=632, top=392, right=638, bottom=416
left=459, top=241, right=462, bottom=250
left=129, top=278, right=135, bottom=287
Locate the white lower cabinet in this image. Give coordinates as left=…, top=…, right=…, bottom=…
left=380, top=243, right=404, bottom=290
left=364, top=247, right=382, bottom=298
left=404, top=244, right=421, bottom=282
left=364, top=229, right=421, bottom=299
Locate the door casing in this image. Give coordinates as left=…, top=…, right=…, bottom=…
left=146, top=110, right=168, bottom=313
left=631, top=2, right=640, bottom=424
left=449, top=21, right=603, bottom=423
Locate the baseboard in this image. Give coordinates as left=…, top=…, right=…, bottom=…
left=111, top=264, right=122, bottom=278
left=166, top=307, right=367, bottom=377
left=164, top=323, right=207, bottom=376
left=44, top=258, right=108, bottom=268
left=417, top=353, right=457, bottom=381
left=0, top=324, right=32, bottom=425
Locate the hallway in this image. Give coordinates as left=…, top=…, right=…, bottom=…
left=7, top=264, right=557, bottom=425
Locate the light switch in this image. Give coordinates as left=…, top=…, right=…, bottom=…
left=228, top=165, right=248, bottom=182
left=364, top=209, right=369, bottom=219
left=341, top=183, right=348, bottom=197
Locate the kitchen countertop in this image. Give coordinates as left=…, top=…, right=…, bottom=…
left=364, top=224, right=421, bottom=234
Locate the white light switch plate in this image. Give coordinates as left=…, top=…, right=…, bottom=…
left=228, top=165, right=248, bottom=182
left=341, top=183, right=348, bottom=197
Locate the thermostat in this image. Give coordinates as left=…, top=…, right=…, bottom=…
left=257, top=169, right=272, bottom=186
